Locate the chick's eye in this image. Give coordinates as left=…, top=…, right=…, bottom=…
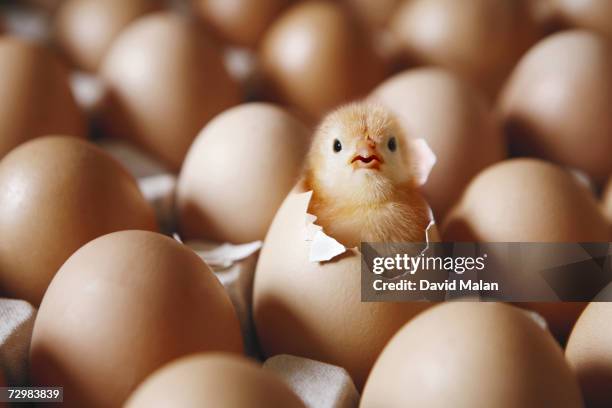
left=333, top=139, right=342, bottom=153
left=387, top=136, right=397, bottom=152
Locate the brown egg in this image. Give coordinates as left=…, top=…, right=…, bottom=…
left=55, top=0, right=160, bottom=71
left=30, top=230, right=243, bottom=408
left=259, top=0, right=386, bottom=120
left=499, top=30, right=612, bottom=184
left=100, top=12, right=240, bottom=171
left=126, top=353, right=305, bottom=408
left=0, top=136, right=157, bottom=306
left=253, top=183, right=432, bottom=390
left=361, top=303, right=583, bottom=407
left=342, top=0, right=401, bottom=28
left=193, top=0, right=289, bottom=47
left=442, top=158, right=608, bottom=340
left=443, top=159, right=609, bottom=242
left=551, top=0, right=612, bottom=39
left=566, top=302, right=612, bottom=408
left=0, top=37, right=85, bottom=159
left=390, top=0, right=540, bottom=97
left=177, top=103, right=310, bottom=244
left=370, top=68, right=505, bottom=220
left=603, top=177, right=612, bottom=237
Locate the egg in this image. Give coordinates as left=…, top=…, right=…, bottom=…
left=566, top=302, right=612, bottom=407
left=259, top=0, right=386, bottom=120
left=125, top=353, right=305, bottom=408
left=499, top=30, right=612, bottom=184
left=370, top=68, right=505, bottom=220
left=176, top=103, right=310, bottom=244
left=361, top=303, right=583, bottom=407
left=99, top=12, right=240, bottom=171
left=551, top=0, right=612, bottom=39
left=0, top=37, right=85, bottom=159
left=442, top=158, right=608, bottom=340
left=54, top=0, right=160, bottom=72
left=390, top=0, right=539, bottom=98
left=342, top=0, right=401, bottom=29
left=253, top=183, right=432, bottom=390
left=193, top=0, right=289, bottom=47
left=603, top=177, right=612, bottom=237
left=30, top=230, right=243, bottom=408
left=0, top=136, right=157, bottom=306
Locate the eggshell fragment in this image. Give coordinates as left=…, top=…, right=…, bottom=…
left=260, top=0, right=386, bottom=120
left=55, top=0, right=160, bottom=71
left=442, top=158, right=608, bottom=340
left=390, top=0, right=540, bottom=97
left=0, top=136, right=157, bottom=306
left=125, top=353, right=305, bottom=408
left=0, top=37, right=85, bottom=159
left=100, top=12, right=240, bottom=171
left=253, top=184, right=432, bottom=390
left=499, top=30, right=612, bottom=183
left=566, top=302, right=612, bottom=408
left=370, top=68, right=505, bottom=220
left=551, top=0, right=612, bottom=39
left=30, top=231, right=243, bottom=408
left=361, top=303, right=583, bottom=408
left=193, top=0, right=289, bottom=47
left=177, top=103, right=310, bottom=243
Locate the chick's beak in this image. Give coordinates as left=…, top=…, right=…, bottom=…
left=351, top=139, right=383, bottom=170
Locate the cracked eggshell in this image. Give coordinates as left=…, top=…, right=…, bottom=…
left=125, top=353, right=305, bottom=408
left=0, top=37, right=85, bottom=159
left=0, top=136, right=158, bottom=306
left=99, top=12, right=241, bottom=171
left=253, top=184, right=432, bottom=390
left=54, top=0, right=161, bottom=72
left=176, top=103, right=311, bottom=244
left=499, top=30, right=612, bottom=184
left=390, top=0, right=540, bottom=98
left=370, top=68, right=505, bottom=220
left=193, top=0, right=289, bottom=47
left=566, top=302, right=612, bottom=408
left=361, top=303, right=584, bottom=408
left=30, top=231, right=243, bottom=408
left=259, top=0, right=386, bottom=120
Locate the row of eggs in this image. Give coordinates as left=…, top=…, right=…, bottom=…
left=0, top=0, right=611, bottom=407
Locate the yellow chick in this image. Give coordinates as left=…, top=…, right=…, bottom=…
left=304, top=102, right=432, bottom=248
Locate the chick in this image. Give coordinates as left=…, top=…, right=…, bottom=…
left=304, top=102, right=432, bottom=248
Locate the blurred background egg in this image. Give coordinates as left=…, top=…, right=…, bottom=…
left=499, top=30, right=612, bottom=184
left=566, top=302, right=612, bottom=408
left=259, top=0, right=386, bottom=121
left=192, top=0, right=289, bottom=48
left=551, top=0, right=612, bottom=40
left=126, top=353, right=305, bottom=408
left=0, top=37, right=85, bottom=159
left=30, top=230, right=243, bottom=408
left=99, top=12, right=240, bottom=171
left=390, top=0, right=540, bottom=98
left=176, top=103, right=310, bottom=243
left=442, top=158, right=608, bottom=340
left=0, top=136, right=157, bottom=306
left=253, top=184, right=432, bottom=390
left=603, top=177, right=612, bottom=237
left=342, top=0, right=401, bottom=29
left=54, top=0, right=160, bottom=72
left=370, top=67, right=505, bottom=221
left=361, top=303, right=583, bottom=408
